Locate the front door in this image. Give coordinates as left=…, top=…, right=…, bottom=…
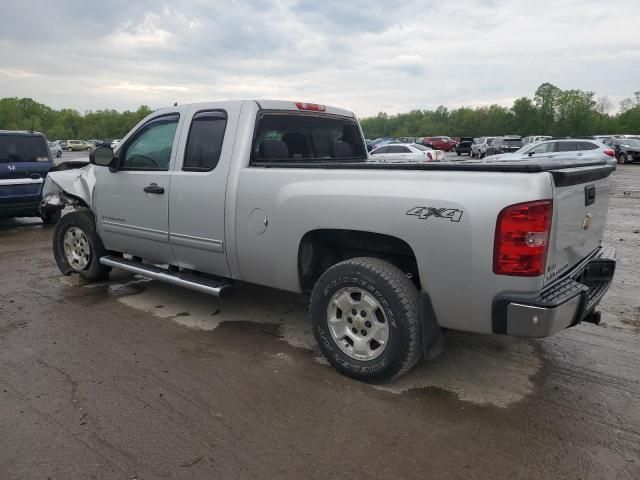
left=94, top=113, right=181, bottom=264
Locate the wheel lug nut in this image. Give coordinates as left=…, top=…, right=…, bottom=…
left=361, top=311, right=367, bottom=317
left=351, top=327, right=358, bottom=334
left=352, top=309, right=357, bottom=315
left=361, top=330, right=367, bottom=336
left=365, top=321, right=371, bottom=328
left=347, top=317, right=353, bottom=324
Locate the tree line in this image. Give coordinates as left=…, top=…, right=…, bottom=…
left=360, top=83, right=640, bottom=139
left=1, top=82, right=639, bottom=141
left=0, top=97, right=153, bottom=140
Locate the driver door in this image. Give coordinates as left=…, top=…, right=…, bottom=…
left=94, top=113, right=181, bottom=264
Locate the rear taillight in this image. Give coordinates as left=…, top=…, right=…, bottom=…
left=426, top=152, right=433, bottom=161
left=603, top=149, right=615, bottom=157
left=295, top=102, right=326, bottom=112
left=493, top=200, right=553, bottom=276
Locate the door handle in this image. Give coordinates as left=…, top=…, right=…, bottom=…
left=143, top=183, right=164, bottom=194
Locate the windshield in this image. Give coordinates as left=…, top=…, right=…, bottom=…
left=623, top=139, right=640, bottom=147
left=504, top=138, right=522, bottom=145
left=0, top=134, right=49, bottom=163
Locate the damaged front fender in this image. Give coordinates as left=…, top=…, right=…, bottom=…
left=41, top=164, right=97, bottom=211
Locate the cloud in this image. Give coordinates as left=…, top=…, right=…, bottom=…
left=0, top=0, right=638, bottom=116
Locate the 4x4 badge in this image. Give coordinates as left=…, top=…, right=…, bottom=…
left=407, top=206, right=463, bottom=222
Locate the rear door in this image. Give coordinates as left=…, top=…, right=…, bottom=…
left=0, top=134, right=51, bottom=212
left=168, top=103, right=240, bottom=277
left=553, top=141, right=579, bottom=162
left=94, top=113, right=181, bottom=264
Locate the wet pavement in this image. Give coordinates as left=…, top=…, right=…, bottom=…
left=1, top=165, right=639, bottom=479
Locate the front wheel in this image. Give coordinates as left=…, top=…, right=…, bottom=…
left=310, top=257, right=422, bottom=383
left=618, top=153, right=628, bottom=164
left=53, top=210, right=111, bottom=281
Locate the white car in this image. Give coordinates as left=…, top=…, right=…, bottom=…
left=471, top=136, right=496, bottom=158
left=110, top=139, right=121, bottom=149
left=48, top=141, right=63, bottom=158
left=486, top=138, right=617, bottom=166
left=369, top=143, right=446, bottom=162
left=522, top=135, right=552, bottom=145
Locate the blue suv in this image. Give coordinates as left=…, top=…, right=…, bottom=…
left=0, top=130, right=60, bottom=224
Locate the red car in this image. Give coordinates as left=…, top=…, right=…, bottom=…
left=422, top=136, right=455, bottom=151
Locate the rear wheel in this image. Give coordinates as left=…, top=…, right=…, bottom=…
left=56, top=150, right=62, bottom=158
left=310, top=257, right=422, bottom=383
left=618, top=153, right=628, bottom=164
left=67, top=147, right=73, bottom=152
left=53, top=210, right=111, bottom=281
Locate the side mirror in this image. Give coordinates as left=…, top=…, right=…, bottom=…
left=528, top=152, right=535, bottom=157
left=90, top=146, right=116, bottom=169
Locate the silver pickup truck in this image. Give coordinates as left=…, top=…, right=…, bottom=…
left=42, top=100, right=616, bottom=382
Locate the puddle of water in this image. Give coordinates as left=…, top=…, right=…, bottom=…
left=113, top=278, right=541, bottom=408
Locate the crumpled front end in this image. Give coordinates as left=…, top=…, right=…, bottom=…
left=40, top=164, right=97, bottom=216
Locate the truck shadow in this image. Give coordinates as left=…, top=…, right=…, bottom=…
left=81, top=274, right=543, bottom=409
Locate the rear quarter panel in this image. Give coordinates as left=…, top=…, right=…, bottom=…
left=233, top=165, right=554, bottom=334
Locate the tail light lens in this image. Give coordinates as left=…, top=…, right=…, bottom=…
left=494, top=200, right=553, bottom=276
left=426, top=152, right=433, bottom=161
left=603, top=149, right=615, bottom=157
left=295, top=102, right=325, bottom=112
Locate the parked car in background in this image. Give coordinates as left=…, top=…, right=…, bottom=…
left=455, top=137, right=474, bottom=156
left=369, top=143, right=446, bottom=162
left=48, top=141, right=63, bottom=158
left=522, top=135, right=552, bottom=145
left=422, top=136, right=455, bottom=151
left=0, top=130, right=59, bottom=223
left=84, top=140, right=96, bottom=149
left=471, top=136, right=496, bottom=158
left=66, top=140, right=92, bottom=151
left=485, top=136, right=523, bottom=157
left=57, top=140, right=68, bottom=149
left=487, top=138, right=617, bottom=166
left=604, top=137, right=640, bottom=164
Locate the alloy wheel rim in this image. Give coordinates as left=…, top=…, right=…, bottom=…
left=63, top=227, right=91, bottom=270
left=326, top=287, right=390, bottom=361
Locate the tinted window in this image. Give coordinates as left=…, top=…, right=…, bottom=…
left=183, top=111, right=227, bottom=171
left=121, top=115, right=179, bottom=170
left=372, top=146, right=389, bottom=154
left=556, top=141, right=577, bottom=152
left=504, top=138, right=522, bottom=145
left=253, top=113, right=366, bottom=162
left=578, top=142, right=599, bottom=151
left=387, top=145, right=410, bottom=153
left=0, top=134, right=49, bottom=163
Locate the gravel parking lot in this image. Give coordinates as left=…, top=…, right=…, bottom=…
left=0, top=165, right=638, bottom=479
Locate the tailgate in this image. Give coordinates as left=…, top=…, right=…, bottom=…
left=545, top=165, right=613, bottom=285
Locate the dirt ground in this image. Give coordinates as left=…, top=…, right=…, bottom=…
left=0, top=165, right=638, bottom=480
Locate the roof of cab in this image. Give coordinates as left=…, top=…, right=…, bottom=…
left=0, top=130, right=46, bottom=136
left=156, top=100, right=355, bottom=118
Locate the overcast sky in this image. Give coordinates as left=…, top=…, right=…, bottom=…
left=0, top=0, right=638, bottom=117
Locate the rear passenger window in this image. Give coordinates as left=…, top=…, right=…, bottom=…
left=252, top=113, right=367, bottom=162
left=578, top=142, right=598, bottom=150
left=556, top=142, right=577, bottom=152
left=183, top=111, right=227, bottom=171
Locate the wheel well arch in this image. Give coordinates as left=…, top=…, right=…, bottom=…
left=297, top=229, right=420, bottom=292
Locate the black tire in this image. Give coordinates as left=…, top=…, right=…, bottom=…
left=310, top=257, right=422, bottom=383
left=56, top=150, right=62, bottom=158
left=53, top=210, right=111, bottom=281
left=618, top=153, right=628, bottom=164
left=456, top=151, right=461, bottom=156
left=41, top=208, right=61, bottom=225
left=67, top=147, right=73, bottom=152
